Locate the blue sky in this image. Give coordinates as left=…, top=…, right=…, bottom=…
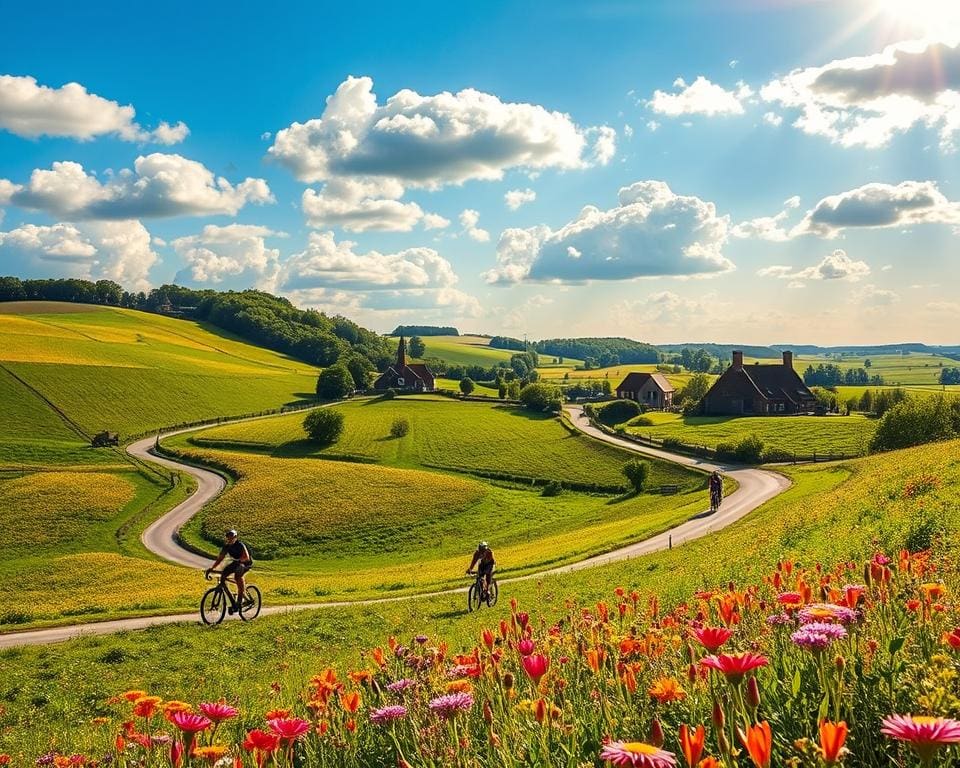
left=1, top=0, right=959, bottom=343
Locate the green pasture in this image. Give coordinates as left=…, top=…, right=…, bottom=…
left=624, top=411, right=877, bottom=456
left=6, top=437, right=960, bottom=755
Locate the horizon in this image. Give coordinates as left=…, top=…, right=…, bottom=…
left=2, top=1, right=960, bottom=345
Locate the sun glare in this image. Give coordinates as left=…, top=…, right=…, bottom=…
left=877, top=0, right=960, bottom=39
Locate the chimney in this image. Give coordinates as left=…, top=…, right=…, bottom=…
left=782, top=350, right=793, bottom=369
left=732, top=350, right=743, bottom=370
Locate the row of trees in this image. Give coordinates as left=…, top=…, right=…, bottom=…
left=489, top=336, right=659, bottom=365
left=940, top=367, right=960, bottom=385
left=0, top=276, right=394, bottom=376
left=390, top=325, right=458, bottom=337
left=803, top=363, right=884, bottom=387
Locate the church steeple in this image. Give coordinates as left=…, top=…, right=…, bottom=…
left=396, top=335, right=407, bottom=368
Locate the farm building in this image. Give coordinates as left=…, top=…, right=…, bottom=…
left=701, top=350, right=816, bottom=415
left=615, top=372, right=675, bottom=410
left=373, top=335, right=436, bottom=392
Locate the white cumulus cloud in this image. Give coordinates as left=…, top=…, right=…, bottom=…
left=5, top=155, right=273, bottom=220
left=505, top=188, right=536, bottom=211
left=761, top=38, right=960, bottom=149
left=484, top=180, right=734, bottom=284
left=172, top=224, right=285, bottom=288
left=459, top=209, right=490, bottom=242
left=758, top=249, right=870, bottom=281
left=0, top=219, right=157, bottom=290
left=649, top=76, right=752, bottom=117
left=0, top=74, right=188, bottom=144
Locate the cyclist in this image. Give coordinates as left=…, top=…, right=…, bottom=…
left=466, top=541, right=495, bottom=599
left=206, top=529, right=253, bottom=613
left=709, top=471, right=723, bottom=513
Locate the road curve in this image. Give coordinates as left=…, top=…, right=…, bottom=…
left=0, top=404, right=790, bottom=648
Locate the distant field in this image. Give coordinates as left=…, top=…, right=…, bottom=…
left=0, top=303, right=318, bottom=438
left=390, top=334, right=583, bottom=369
left=187, top=398, right=698, bottom=490
left=625, top=412, right=877, bottom=456
left=539, top=363, right=706, bottom=391
left=744, top=351, right=956, bottom=387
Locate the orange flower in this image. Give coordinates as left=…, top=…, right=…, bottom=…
left=697, top=758, right=721, bottom=768
left=447, top=680, right=474, bottom=694
left=371, top=647, right=386, bottom=667
left=339, top=690, right=362, bottom=714
left=348, top=670, right=373, bottom=685
left=263, top=708, right=291, bottom=721
left=739, top=721, right=772, bottom=768
left=922, top=583, right=947, bottom=602
left=132, top=695, right=162, bottom=719
left=586, top=649, right=605, bottom=674
left=120, top=690, right=147, bottom=702
left=163, top=701, right=193, bottom=718
left=820, top=720, right=848, bottom=764
left=679, top=724, right=706, bottom=767
left=648, top=677, right=686, bottom=704
left=192, top=745, right=228, bottom=764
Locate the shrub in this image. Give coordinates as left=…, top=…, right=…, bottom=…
left=661, top=437, right=685, bottom=452
left=390, top=417, right=410, bottom=438
left=716, top=434, right=765, bottom=463
left=870, top=396, right=959, bottom=452
left=381, top=388, right=397, bottom=400
left=597, top=399, right=641, bottom=426
left=714, top=441, right=736, bottom=462
left=541, top=480, right=563, bottom=497
left=303, top=408, right=345, bottom=444
left=518, top=383, right=561, bottom=412
left=316, top=365, right=355, bottom=400
left=622, top=459, right=650, bottom=493
left=460, top=377, right=476, bottom=396
left=628, top=415, right=654, bottom=427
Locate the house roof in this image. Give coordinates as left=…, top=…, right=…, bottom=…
left=405, top=363, right=434, bottom=381
left=707, top=361, right=814, bottom=403
left=615, top=371, right=675, bottom=393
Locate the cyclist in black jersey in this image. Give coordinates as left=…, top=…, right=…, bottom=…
left=206, top=529, right=253, bottom=612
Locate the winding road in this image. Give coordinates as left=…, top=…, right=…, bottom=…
left=0, top=404, right=790, bottom=648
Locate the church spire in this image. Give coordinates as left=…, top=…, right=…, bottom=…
left=397, top=335, right=407, bottom=368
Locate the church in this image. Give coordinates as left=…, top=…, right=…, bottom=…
left=372, top=336, right=436, bottom=392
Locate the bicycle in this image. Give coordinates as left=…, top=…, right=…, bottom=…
left=710, top=486, right=722, bottom=514
left=200, top=570, right=262, bottom=624
left=466, top=570, right=498, bottom=611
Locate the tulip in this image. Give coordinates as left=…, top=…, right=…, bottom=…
left=679, top=724, right=705, bottom=768
left=739, top=721, right=772, bottom=768
left=819, top=721, right=848, bottom=764
left=522, top=654, right=549, bottom=684
left=649, top=717, right=664, bottom=747
left=746, top=676, right=761, bottom=710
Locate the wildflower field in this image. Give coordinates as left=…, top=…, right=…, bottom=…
left=184, top=398, right=697, bottom=491
left=624, top=413, right=877, bottom=458
left=0, top=304, right=317, bottom=440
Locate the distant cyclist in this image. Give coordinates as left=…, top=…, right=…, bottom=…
left=709, top=471, right=723, bottom=513
left=466, top=541, right=495, bottom=599
left=206, top=529, right=253, bottom=613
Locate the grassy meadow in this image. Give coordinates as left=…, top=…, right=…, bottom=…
left=623, top=411, right=878, bottom=456
left=5, top=437, right=960, bottom=759
left=0, top=303, right=318, bottom=439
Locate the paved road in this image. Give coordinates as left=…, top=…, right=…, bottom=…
left=0, top=404, right=790, bottom=648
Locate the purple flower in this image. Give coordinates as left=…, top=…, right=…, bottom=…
left=36, top=754, right=56, bottom=767
left=414, top=634, right=429, bottom=644
left=799, top=603, right=858, bottom=626
left=792, top=622, right=848, bottom=651
left=387, top=678, right=416, bottom=693
left=428, top=692, right=474, bottom=718
left=370, top=705, right=408, bottom=725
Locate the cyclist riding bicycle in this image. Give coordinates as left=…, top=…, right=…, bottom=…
left=466, top=541, right=495, bottom=599
left=205, top=529, right=253, bottom=613
left=709, top=471, right=723, bottom=512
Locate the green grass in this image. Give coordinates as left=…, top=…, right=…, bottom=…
left=743, top=351, right=957, bottom=387
left=186, top=398, right=697, bottom=490
left=0, top=303, right=318, bottom=439
left=6, top=438, right=960, bottom=755
left=624, top=411, right=877, bottom=456
left=390, top=334, right=584, bottom=369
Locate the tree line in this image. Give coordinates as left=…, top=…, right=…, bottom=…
left=0, top=275, right=393, bottom=380
left=803, top=363, right=884, bottom=387
left=489, top=336, right=660, bottom=366
left=940, top=367, right=960, bottom=385
left=391, top=325, right=459, bottom=337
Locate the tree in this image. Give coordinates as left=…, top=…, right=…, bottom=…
left=507, top=380, right=521, bottom=400
left=678, top=373, right=711, bottom=414
left=316, top=365, right=355, bottom=400
left=390, top=417, right=410, bottom=438
left=864, top=358, right=872, bottom=368
left=460, top=377, right=476, bottom=396
left=622, top=459, right=650, bottom=493
left=518, top=382, right=562, bottom=412
left=871, top=396, right=957, bottom=452
left=343, top=354, right=375, bottom=389
left=408, top=335, right=426, bottom=358
left=498, top=382, right=507, bottom=399
left=303, top=408, right=345, bottom=444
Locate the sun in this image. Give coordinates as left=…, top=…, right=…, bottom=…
left=876, top=0, right=960, bottom=39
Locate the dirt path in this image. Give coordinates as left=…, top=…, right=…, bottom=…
left=0, top=404, right=790, bottom=648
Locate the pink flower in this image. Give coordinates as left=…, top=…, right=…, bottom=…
left=600, top=740, right=676, bottom=767
left=369, top=705, right=408, bottom=725
left=267, top=717, right=311, bottom=742
left=881, top=714, right=960, bottom=763
left=198, top=701, right=238, bottom=723
left=428, top=692, right=473, bottom=719
left=517, top=638, right=536, bottom=656
left=522, top=654, right=550, bottom=683
left=169, top=712, right=212, bottom=734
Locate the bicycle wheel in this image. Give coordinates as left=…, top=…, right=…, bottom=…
left=467, top=583, right=482, bottom=612
left=486, top=578, right=499, bottom=608
left=239, top=585, right=262, bottom=621
left=200, top=586, right=226, bottom=625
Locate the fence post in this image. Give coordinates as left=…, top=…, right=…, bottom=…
left=669, top=534, right=672, bottom=550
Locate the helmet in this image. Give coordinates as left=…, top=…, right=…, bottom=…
left=478, top=541, right=489, bottom=550
left=225, top=529, right=238, bottom=539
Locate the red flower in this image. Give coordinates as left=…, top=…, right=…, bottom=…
left=267, top=717, right=311, bottom=742
left=517, top=638, right=536, bottom=656
left=692, top=627, right=733, bottom=653
left=198, top=701, right=238, bottom=723
left=243, top=729, right=280, bottom=754
left=521, top=654, right=550, bottom=683
left=943, top=628, right=960, bottom=651
left=699, top=652, right=768, bottom=684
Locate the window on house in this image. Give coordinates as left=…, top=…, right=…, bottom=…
left=397, top=378, right=405, bottom=386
